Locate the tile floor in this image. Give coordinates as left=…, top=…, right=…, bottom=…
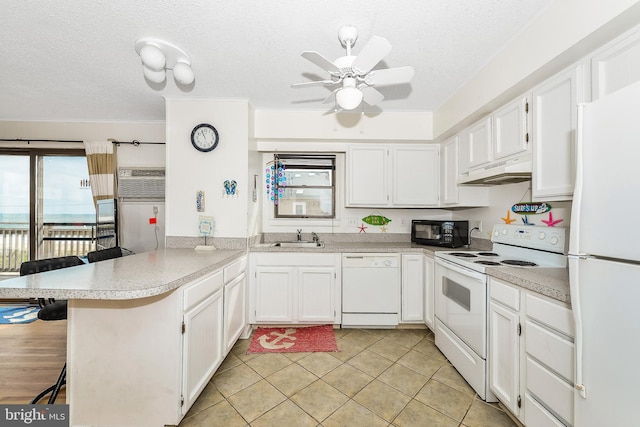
left=178, top=328, right=517, bottom=427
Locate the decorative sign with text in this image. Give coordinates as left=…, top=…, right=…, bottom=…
left=511, top=202, right=551, bottom=215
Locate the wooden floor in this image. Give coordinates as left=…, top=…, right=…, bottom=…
left=0, top=318, right=67, bottom=404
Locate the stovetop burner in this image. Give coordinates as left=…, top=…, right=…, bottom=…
left=501, top=260, right=538, bottom=267
left=475, top=260, right=502, bottom=266
left=435, top=224, right=567, bottom=273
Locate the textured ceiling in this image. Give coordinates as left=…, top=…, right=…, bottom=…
left=0, top=0, right=554, bottom=122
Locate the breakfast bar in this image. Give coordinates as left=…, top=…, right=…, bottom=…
left=0, top=248, right=246, bottom=427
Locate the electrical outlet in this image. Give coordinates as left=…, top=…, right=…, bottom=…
left=400, top=218, right=407, bottom=227
left=348, top=217, right=357, bottom=227
left=469, top=220, right=482, bottom=233
left=153, top=205, right=158, bottom=215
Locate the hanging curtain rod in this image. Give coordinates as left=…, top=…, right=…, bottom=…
left=0, top=138, right=165, bottom=146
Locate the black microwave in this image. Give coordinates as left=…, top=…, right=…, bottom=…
left=411, top=220, right=469, bottom=248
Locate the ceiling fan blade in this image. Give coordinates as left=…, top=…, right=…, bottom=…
left=351, top=36, right=392, bottom=74
left=322, top=88, right=340, bottom=104
left=360, top=86, right=385, bottom=106
left=364, top=66, right=415, bottom=86
left=300, top=51, right=341, bottom=74
left=291, top=80, right=338, bottom=88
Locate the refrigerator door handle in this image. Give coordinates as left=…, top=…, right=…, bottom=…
left=569, top=255, right=587, bottom=398
left=569, top=105, right=586, bottom=256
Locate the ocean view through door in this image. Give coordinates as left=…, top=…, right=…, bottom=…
left=0, top=151, right=95, bottom=275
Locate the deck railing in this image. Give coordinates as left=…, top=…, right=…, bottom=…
left=0, top=222, right=95, bottom=273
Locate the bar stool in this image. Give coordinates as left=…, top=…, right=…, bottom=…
left=19, top=255, right=84, bottom=404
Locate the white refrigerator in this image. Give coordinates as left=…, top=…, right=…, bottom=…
left=569, top=80, right=640, bottom=426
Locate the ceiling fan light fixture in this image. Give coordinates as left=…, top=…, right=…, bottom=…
left=336, top=87, right=363, bottom=110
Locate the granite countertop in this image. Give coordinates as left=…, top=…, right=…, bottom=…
left=0, top=248, right=245, bottom=300
left=250, top=241, right=448, bottom=255
left=486, top=266, right=570, bottom=304
left=250, top=241, right=571, bottom=304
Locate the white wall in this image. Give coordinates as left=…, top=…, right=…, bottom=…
left=165, top=98, right=251, bottom=239
left=0, top=119, right=167, bottom=253
left=435, top=0, right=640, bottom=140
left=255, top=110, right=433, bottom=141
left=454, top=182, right=572, bottom=239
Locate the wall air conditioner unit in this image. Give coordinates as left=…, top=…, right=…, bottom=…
left=118, top=167, right=165, bottom=200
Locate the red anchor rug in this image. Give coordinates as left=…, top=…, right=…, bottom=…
left=247, top=325, right=339, bottom=354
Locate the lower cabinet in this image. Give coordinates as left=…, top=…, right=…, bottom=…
left=223, top=258, right=248, bottom=354
left=488, top=277, right=575, bottom=426
left=182, top=284, right=224, bottom=412
left=250, top=253, right=341, bottom=325
left=401, top=254, right=425, bottom=323
left=400, top=253, right=436, bottom=328
left=68, top=257, right=248, bottom=427
left=424, top=256, right=435, bottom=330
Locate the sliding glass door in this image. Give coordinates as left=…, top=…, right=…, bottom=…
left=38, top=155, right=95, bottom=259
left=0, top=149, right=95, bottom=274
left=0, top=154, right=30, bottom=273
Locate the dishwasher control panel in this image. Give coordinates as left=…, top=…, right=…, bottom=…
left=342, top=254, right=400, bottom=268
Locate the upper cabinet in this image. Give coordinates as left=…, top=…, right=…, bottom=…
left=440, top=136, right=489, bottom=207
left=346, top=144, right=439, bottom=208
left=591, top=26, right=640, bottom=100
left=493, top=96, right=530, bottom=161
left=465, top=117, right=493, bottom=169
left=531, top=65, right=584, bottom=201
left=459, top=95, right=530, bottom=178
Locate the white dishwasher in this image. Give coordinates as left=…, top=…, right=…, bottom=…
left=342, top=253, right=400, bottom=327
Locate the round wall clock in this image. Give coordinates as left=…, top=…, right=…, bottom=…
left=190, top=123, right=219, bottom=152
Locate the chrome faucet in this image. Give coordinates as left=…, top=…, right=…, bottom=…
left=312, top=232, right=319, bottom=243
left=468, top=226, right=480, bottom=248
left=297, top=229, right=302, bottom=241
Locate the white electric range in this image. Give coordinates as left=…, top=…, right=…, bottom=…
left=433, top=224, right=567, bottom=401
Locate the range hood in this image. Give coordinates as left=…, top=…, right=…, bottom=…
left=459, top=154, right=532, bottom=185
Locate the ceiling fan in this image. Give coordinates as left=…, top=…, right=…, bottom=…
left=292, top=25, right=415, bottom=111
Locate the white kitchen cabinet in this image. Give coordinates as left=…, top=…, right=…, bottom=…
left=524, top=293, right=575, bottom=427
left=223, top=273, right=247, bottom=354
left=440, top=135, right=489, bottom=207
left=465, top=116, right=493, bottom=169
left=440, top=136, right=459, bottom=205
left=591, top=25, right=640, bottom=100
left=65, top=256, right=246, bottom=427
left=250, top=253, right=341, bottom=325
left=346, top=144, right=439, bottom=207
left=391, top=145, right=439, bottom=206
left=532, top=65, right=583, bottom=201
left=401, top=254, right=424, bottom=323
left=182, top=285, right=224, bottom=412
left=346, top=145, right=388, bottom=206
left=253, top=266, right=295, bottom=323
left=489, top=299, right=521, bottom=416
left=488, top=277, right=574, bottom=426
left=223, top=256, right=248, bottom=353
left=298, top=267, right=339, bottom=322
left=459, top=95, right=529, bottom=179
left=423, top=256, right=435, bottom=330
left=493, top=95, right=530, bottom=161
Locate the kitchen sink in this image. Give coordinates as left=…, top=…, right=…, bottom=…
left=273, top=241, right=324, bottom=248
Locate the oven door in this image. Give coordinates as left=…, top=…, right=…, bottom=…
left=434, top=257, right=487, bottom=358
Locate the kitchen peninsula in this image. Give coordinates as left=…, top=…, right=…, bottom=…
left=0, top=248, right=247, bottom=427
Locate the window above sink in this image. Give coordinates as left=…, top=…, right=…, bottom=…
left=270, top=154, right=336, bottom=219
